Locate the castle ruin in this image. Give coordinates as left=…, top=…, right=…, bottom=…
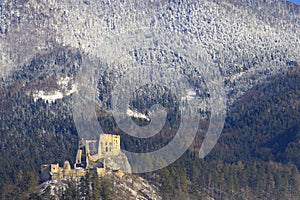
left=42, top=134, right=125, bottom=181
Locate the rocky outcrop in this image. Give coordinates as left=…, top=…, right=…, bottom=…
left=104, top=152, right=132, bottom=173
left=37, top=169, right=161, bottom=200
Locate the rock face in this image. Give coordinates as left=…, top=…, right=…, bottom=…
left=110, top=171, right=162, bottom=200
left=104, top=152, right=132, bottom=173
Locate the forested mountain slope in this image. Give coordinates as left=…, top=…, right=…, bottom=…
left=154, top=67, right=300, bottom=200
left=0, top=0, right=299, bottom=199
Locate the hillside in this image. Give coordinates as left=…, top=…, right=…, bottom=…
left=34, top=170, right=161, bottom=200
left=0, top=0, right=299, bottom=199
left=148, top=68, right=300, bottom=200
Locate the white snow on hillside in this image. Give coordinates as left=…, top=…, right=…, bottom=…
left=33, top=77, right=77, bottom=103
left=126, top=109, right=150, bottom=121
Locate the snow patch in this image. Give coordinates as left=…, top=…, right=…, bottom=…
left=126, top=109, right=150, bottom=121
left=182, top=89, right=197, bottom=101
left=33, top=90, right=64, bottom=103
left=33, top=77, right=77, bottom=103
